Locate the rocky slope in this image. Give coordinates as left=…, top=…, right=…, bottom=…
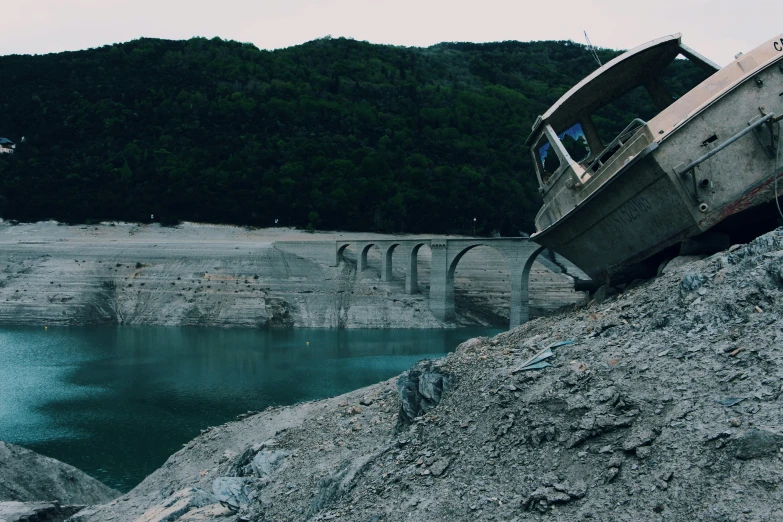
left=0, top=441, right=119, bottom=522
left=70, top=228, right=783, bottom=521
left=0, top=222, right=584, bottom=329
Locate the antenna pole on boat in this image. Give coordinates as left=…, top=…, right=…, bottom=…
left=584, top=31, right=602, bottom=68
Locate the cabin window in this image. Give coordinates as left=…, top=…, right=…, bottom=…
left=536, top=134, right=561, bottom=184
left=557, top=123, right=591, bottom=163
left=661, top=55, right=713, bottom=100
left=591, top=85, right=659, bottom=145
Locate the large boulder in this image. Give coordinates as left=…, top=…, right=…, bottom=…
left=250, top=450, right=290, bottom=477
left=732, top=429, right=783, bottom=460
left=396, top=361, right=453, bottom=427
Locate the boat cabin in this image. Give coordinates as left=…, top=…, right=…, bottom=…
left=526, top=31, right=783, bottom=280
left=525, top=34, right=721, bottom=229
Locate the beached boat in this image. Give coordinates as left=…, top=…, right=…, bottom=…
left=527, top=33, right=783, bottom=281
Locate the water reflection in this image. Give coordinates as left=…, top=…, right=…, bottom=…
left=0, top=326, right=499, bottom=491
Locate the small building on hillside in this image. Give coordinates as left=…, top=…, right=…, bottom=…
left=0, top=138, right=15, bottom=154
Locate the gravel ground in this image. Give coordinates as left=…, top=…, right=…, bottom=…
left=69, top=227, right=783, bottom=521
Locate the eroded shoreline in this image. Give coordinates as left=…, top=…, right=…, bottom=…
left=0, top=222, right=584, bottom=329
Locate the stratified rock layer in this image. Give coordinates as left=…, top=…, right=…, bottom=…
left=0, top=222, right=584, bottom=328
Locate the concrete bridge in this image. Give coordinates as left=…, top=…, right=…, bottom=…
left=335, top=237, right=578, bottom=328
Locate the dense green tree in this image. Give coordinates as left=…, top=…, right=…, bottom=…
left=0, top=36, right=703, bottom=234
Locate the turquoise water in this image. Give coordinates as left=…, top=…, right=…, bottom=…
left=0, top=326, right=500, bottom=492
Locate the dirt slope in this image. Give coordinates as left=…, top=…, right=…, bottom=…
left=73, top=228, right=783, bottom=522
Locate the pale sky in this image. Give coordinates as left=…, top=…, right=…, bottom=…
left=1, top=0, right=780, bottom=66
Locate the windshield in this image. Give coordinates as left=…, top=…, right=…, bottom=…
left=537, top=135, right=561, bottom=184
left=537, top=124, right=590, bottom=178
left=557, top=123, right=591, bottom=162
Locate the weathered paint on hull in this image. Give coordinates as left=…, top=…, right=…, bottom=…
left=532, top=155, right=698, bottom=279
left=533, top=56, right=783, bottom=280
left=534, top=157, right=783, bottom=281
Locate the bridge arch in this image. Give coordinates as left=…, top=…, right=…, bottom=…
left=405, top=242, right=429, bottom=294
left=447, top=243, right=500, bottom=281
left=430, top=239, right=551, bottom=328
left=336, top=240, right=432, bottom=288
left=444, top=243, right=514, bottom=326
left=336, top=243, right=351, bottom=263
left=359, top=243, right=383, bottom=273
left=381, top=243, right=402, bottom=282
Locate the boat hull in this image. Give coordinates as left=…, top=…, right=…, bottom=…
left=532, top=154, right=699, bottom=279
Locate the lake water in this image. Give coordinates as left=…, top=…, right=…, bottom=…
left=0, top=326, right=500, bottom=492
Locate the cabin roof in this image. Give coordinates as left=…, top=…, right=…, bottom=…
left=526, top=34, right=683, bottom=145
left=0, top=138, right=13, bottom=145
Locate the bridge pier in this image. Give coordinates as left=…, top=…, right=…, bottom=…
left=405, top=244, right=422, bottom=294
left=381, top=244, right=396, bottom=282
left=505, top=245, right=546, bottom=328
left=427, top=240, right=452, bottom=321
left=358, top=243, right=371, bottom=272
left=509, top=267, right=526, bottom=328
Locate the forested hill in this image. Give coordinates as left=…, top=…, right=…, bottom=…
left=0, top=37, right=702, bottom=233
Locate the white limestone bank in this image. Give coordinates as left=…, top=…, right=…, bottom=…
left=0, top=222, right=585, bottom=328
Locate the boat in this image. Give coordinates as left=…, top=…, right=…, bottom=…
left=527, top=33, right=783, bottom=282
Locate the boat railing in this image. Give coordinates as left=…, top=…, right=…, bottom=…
left=587, top=118, right=647, bottom=173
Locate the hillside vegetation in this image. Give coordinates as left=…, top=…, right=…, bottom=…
left=0, top=37, right=704, bottom=233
